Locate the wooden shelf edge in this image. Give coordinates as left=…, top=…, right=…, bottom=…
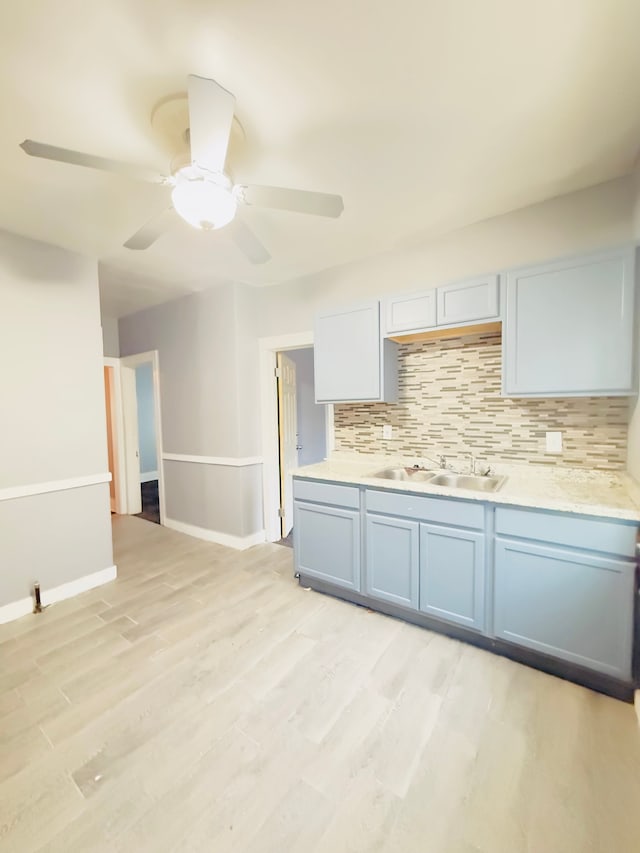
left=388, top=320, right=502, bottom=344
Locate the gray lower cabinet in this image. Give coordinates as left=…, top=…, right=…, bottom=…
left=365, top=514, right=419, bottom=608
left=494, top=537, right=635, bottom=678
left=294, top=501, right=361, bottom=591
left=419, top=523, right=486, bottom=631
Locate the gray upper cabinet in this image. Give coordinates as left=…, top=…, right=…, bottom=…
left=503, top=248, right=636, bottom=397
left=314, top=301, right=398, bottom=403
left=385, top=290, right=436, bottom=334
left=436, top=275, right=499, bottom=327
left=383, top=274, right=500, bottom=337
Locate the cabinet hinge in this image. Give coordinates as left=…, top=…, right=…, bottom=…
left=278, top=507, right=285, bottom=518
left=274, top=367, right=281, bottom=378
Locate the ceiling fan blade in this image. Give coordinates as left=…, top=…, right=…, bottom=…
left=227, top=218, right=271, bottom=264
left=20, top=140, right=167, bottom=184
left=124, top=207, right=177, bottom=250
left=187, top=75, right=235, bottom=173
left=240, top=185, right=344, bottom=218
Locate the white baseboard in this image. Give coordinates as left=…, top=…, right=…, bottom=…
left=140, top=470, right=159, bottom=483
left=164, top=517, right=266, bottom=551
left=0, top=565, right=117, bottom=626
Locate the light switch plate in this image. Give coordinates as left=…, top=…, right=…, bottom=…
left=546, top=431, right=562, bottom=453
left=382, top=425, right=393, bottom=439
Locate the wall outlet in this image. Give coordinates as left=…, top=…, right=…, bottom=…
left=546, top=431, right=563, bottom=453
left=382, top=424, right=393, bottom=440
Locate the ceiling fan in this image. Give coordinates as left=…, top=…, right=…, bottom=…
left=19, top=74, right=344, bottom=264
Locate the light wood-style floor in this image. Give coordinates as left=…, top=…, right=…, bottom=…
left=1, top=515, right=639, bottom=853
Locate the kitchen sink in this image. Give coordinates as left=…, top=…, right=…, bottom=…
left=371, top=467, right=435, bottom=482
left=429, top=473, right=507, bottom=492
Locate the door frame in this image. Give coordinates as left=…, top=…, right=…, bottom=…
left=119, top=350, right=166, bottom=524
left=103, top=357, right=127, bottom=514
left=259, top=332, right=334, bottom=542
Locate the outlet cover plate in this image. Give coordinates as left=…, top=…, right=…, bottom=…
left=546, top=431, right=562, bottom=453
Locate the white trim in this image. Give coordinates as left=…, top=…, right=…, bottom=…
left=0, top=473, right=111, bottom=503
left=0, top=597, right=33, bottom=624
left=0, top=565, right=117, bottom=626
left=164, top=517, right=266, bottom=550
left=162, top=453, right=263, bottom=467
left=259, top=331, right=335, bottom=543
left=104, top=357, right=127, bottom=514
left=140, top=470, right=159, bottom=483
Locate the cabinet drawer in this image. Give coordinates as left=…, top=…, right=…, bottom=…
left=366, top=489, right=484, bottom=529
left=293, top=478, right=360, bottom=509
left=495, top=507, right=637, bottom=558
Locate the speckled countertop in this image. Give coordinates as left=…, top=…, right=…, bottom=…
left=292, top=452, right=640, bottom=522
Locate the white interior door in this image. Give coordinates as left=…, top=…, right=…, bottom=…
left=120, top=364, right=142, bottom=515
left=277, top=352, right=298, bottom=538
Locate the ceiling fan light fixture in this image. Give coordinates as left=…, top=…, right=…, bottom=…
left=171, top=166, right=237, bottom=230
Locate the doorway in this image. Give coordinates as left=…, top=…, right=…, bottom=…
left=104, top=351, right=165, bottom=525
left=276, top=346, right=328, bottom=544
left=133, top=362, right=160, bottom=524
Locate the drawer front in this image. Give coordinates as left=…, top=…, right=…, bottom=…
left=495, top=507, right=637, bottom=558
left=293, top=478, right=361, bottom=509
left=366, top=489, right=484, bottom=529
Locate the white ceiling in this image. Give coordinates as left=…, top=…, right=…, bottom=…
left=1, top=1, right=639, bottom=317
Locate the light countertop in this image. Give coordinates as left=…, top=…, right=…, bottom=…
left=292, top=452, right=640, bottom=523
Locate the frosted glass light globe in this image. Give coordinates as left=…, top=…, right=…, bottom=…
left=171, top=167, right=237, bottom=230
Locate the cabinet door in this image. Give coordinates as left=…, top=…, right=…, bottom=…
left=294, top=501, right=361, bottom=591
left=494, top=537, right=634, bottom=678
left=436, top=275, right=499, bottom=326
left=419, top=524, right=485, bottom=630
left=503, top=249, right=635, bottom=396
left=314, top=301, right=382, bottom=402
left=385, top=291, right=436, bottom=334
left=365, top=514, right=419, bottom=609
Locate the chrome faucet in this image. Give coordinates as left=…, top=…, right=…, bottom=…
left=419, top=453, right=447, bottom=470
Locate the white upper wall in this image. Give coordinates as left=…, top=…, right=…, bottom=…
left=255, top=176, right=636, bottom=337
left=0, top=230, right=108, bottom=487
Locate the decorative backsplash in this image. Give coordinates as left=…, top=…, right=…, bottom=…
left=333, top=331, right=630, bottom=470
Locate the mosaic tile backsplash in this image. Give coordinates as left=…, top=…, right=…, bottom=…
left=333, top=331, right=629, bottom=470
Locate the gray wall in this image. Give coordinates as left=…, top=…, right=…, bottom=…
left=0, top=230, right=113, bottom=608
left=101, top=315, right=120, bottom=357
left=135, top=363, right=157, bottom=476
left=287, top=348, right=327, bottom=466
left=119, top=282, right=262, bottom=538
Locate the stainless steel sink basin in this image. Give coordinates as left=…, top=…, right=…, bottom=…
left=371, top=467, right=435, bottom=482
left=429, top=473, right=506, bottom=492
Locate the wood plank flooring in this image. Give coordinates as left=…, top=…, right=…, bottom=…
left=1, top=514, right=639, bottom=852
